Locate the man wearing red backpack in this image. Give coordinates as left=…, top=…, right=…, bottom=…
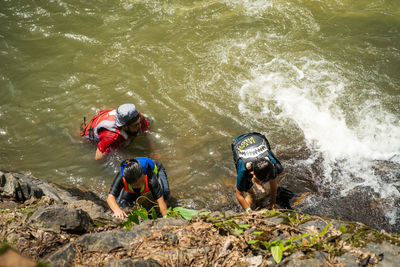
left=80, top=103, right=158, bottom=160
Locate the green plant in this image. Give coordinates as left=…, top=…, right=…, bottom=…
left=310, top=222, right=332, bottom=243
left=212, top=219, right=248, bottom=235
left=166, top=207, right=198, bottom=220
left=264, top=239, right=296, bottom=263
left=20, top=207, right=36, bottom=214
left=122, top=206, right=199, bottom=230
left=338, top=224, right=346, bottom=234
left=287, top=213, right=310, bottom=226
left=247, top=222, right=334, bottom=264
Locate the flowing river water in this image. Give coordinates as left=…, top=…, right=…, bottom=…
left=1, top=0, right=399, bottom=230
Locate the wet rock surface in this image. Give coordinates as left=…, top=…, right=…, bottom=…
left=295, top=186, right=400, bottom=234
left=1, top=171, right=400, bottom=266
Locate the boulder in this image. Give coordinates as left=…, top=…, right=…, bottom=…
left=76, top=228, right=152, bottom=252
left=0, top=171, right=43, bottom=201
left=0, top=171, right=65, bottom=202
left=67, top=200, right=106, bottom=220
left=29, top=205, right=91, bottom=233
left=296, top=187, right=400, bottom=233
left=45, top=243, right=76, bottom=267
left=365, top=242, right=400, bottom=267
left=0, top=171, right=109, bottom=209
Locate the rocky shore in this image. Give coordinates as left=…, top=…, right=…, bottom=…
left=1, top=170, right=400, bottom=267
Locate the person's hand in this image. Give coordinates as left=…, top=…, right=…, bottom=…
left=112, top=209, right=127, bottom=219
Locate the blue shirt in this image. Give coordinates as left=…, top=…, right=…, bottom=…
left=136, top=157, right=157, bottom=175
left=111, top=157, right=162, bottom=200
left=236, top=159, right=253, bottom=192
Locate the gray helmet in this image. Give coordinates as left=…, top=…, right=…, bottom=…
left=115, top=104, right=140, bottom=127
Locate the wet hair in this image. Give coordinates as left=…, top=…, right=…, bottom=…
left=253, top=159, right=274, bottom=182
left=121, top=159, right=144, bottom=184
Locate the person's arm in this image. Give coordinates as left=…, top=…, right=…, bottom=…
left=252, top=176, right=266, bottom=193
left=236, top=189, right=251, bottom=212
left=107, top=172, right=127, bottom=218
left=107, top=194, right=127, bottom=218
left=267, top=178, right=278, bottom=209
left=95, top=131, right=123, bottom=160
left=156, top=196, right=168, bottom=216
left=235, top=160, right=252, bottom=212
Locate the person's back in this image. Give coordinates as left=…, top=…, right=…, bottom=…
left=107, top=157, right=170, bottom=218
left=232, top=132, right=283, bottom=211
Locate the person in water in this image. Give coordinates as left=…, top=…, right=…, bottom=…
left=232, top=132, right=284, bottom=212
left=80, top=103, right=158, bottom=160
left=107, top=157, right=170, bottom=218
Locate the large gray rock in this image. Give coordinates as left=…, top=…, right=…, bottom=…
left=0, top=171, right=108, bottom=206
left=29, top=205, right=91, bottom=233
left=0, top=171, right=70, bottom=202
left=76, top=228, right=152, bottom=252
left=0, top=171, right=44, bottom=201
left=45, top=243, right=76, bottom=267
left=67, top=200, right=106, bottom=220
left=365, top=242, right=400, bottom=267
left=296, top=186, right=400, bottom=234
left=337, top=253, right=359, bottom=267
left=0, top=171, right=109, bottom=221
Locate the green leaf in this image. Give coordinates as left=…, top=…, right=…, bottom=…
left=283, top=239, right=294, bottom=252
left=317, top=222, right=332, bottom=239
left=310, top=234, right=317, bottom=243
left=169, top=211, right=178, bottom=217
left=135, top=207, right=148, bottom=220
left=122, top=220, right=132, bottom=230
left=128, top=213, right=140, bottom=225
left=233, top=229, right=244, bottom=235
left=173, top=207, right=198, bottom=221
left=239, top=224, right=251, bottom=228
left=151, top=208, right=158, bottom=220
left=199, top=211, right=211, bottom=216
left=338, top=224, right=346, bottom=234
left=253, top=231, right=264, bottom=235
left=300, top=233, right=310, bottom=238
left=271, top=243, right=283, bottom=263
left=248, top=240, right=259, bottom=245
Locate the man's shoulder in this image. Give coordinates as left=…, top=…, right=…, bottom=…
left=98, top=130, right=125, bottom=149
left=99, top=129, right=121, bottom=139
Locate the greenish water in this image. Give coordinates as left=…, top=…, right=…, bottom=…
left=1, top=0, right=399, bottom=220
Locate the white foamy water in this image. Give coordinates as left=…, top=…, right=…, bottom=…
left=239, top=55, right=400, bottom=223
